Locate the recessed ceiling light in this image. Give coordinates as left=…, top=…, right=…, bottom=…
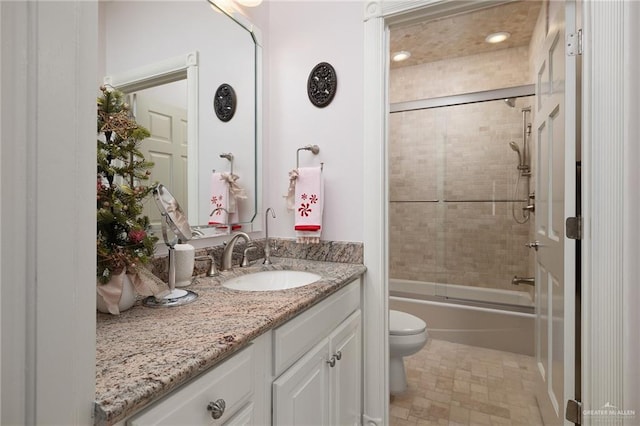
left=392, top=51, right=411, bottom=62
left=485, top=31, right=511, bottom=44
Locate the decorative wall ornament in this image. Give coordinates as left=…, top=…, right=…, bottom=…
left=307, top=62, right=337, bottom=108
left=214, top=84, right=237, bottom=122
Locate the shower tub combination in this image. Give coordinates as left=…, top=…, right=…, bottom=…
left=389, top=278, right=534, bottom=356
left=389, top=85, right=537, bottom=357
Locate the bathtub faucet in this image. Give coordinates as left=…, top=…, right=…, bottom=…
left=511, top=276, right=535, bottom=286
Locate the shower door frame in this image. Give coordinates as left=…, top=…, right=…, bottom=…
left=389, top=84, right=534, bottom=113
left=388, top=86, right=537, bottom=311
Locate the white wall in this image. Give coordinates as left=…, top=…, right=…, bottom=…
left=262, top=1, right=365, bottom=242
left=1, top=2, right=97, bottom=423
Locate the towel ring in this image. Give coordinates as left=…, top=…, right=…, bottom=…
left=220, top=153, right=234, bottom=175
left=296, top=145, right=323, bottom=171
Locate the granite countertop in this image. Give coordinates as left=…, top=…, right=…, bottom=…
left=94, top=257, right=366, bottom=425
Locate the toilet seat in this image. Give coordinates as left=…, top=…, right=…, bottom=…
left=389, top=310, right=426, bottom=336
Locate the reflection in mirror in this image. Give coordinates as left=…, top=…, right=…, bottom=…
left=100, top=0, right=261, bottom=238
left=130, top=80, right=189, bottom=230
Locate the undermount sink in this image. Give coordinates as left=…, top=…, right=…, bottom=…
left=222, top=270, right=322, bottom=292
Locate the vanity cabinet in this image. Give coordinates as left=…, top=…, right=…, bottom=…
left=273, top=310, right=361, bottom=426
left=121, top=279, right=362, bottom=426
left=127, top=333, right=271, bottom=426
left=272, top=281, right=362, bottom=426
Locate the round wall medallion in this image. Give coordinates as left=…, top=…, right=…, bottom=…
left=307, top=62, right=337, bottom=108
left=214, top=84, right=236, bottom=122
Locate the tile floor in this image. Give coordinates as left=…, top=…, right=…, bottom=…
left=390, top=339, right=543, bottom=425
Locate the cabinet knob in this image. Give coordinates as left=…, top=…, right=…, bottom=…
left=335, top=351, right=342, bottom=361
left=207, top=399, right=226, bottom=419
left=326, top=356, right=336, bottom=367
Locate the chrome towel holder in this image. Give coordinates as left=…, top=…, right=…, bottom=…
left=213, top=152, right=234, bottom=174
left=296, top=144, right=323, bottom=171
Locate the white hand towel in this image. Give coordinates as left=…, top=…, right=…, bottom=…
left=220, top=172, right=247, bottom=213
left=294, top=167, right=324, bottom=244
left=208, top=172, right=242, bottom=230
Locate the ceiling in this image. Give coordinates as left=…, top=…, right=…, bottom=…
left=389, top=1, right=543, bottom=69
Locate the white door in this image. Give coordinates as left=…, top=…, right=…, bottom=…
left=272, top=339, right=330, bottom=426
left=329, top=311, right=361, bottom=426
left=533, top=0, right=577, bottom=423
left=134, top=94, right=188, bottom=228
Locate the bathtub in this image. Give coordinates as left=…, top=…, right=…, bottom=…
left=389, top=278, right=535, bottom=356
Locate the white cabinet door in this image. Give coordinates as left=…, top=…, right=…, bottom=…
left=272, top=339, right=331, bottom=426
left=329, top=311, right=361, bottom=426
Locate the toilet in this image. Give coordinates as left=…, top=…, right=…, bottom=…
left=389, top=310, right=429, bottom=395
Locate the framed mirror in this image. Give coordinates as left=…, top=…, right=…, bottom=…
left=101, top=0, right=261, bottom=237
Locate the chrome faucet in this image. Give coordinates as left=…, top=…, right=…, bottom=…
left=221, top=232, right=251, bottom=271
left=263, top=207, right=276, bottom=265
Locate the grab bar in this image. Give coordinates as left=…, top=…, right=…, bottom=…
left=511, top=276, right=535, bottom=286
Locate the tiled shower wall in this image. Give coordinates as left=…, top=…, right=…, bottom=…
left=389, top=46, right=537, bottom=294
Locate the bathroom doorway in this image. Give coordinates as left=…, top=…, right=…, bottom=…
left=385, top=1, right=579, bottom=424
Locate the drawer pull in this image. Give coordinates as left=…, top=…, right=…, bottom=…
left=207, top=399, right=226, bottom=419
left=326, top=356, right=336, bottom=367
left=335, top=351, right=342, bottom=361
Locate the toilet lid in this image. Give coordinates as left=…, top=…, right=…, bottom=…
left=389, top=310, right=426, bottom=336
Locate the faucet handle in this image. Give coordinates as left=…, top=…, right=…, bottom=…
left=241, top=246, right=257, bottom=267
left=195, top=255, right=218, bottom=277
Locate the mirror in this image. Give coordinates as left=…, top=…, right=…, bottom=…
left=101, top=0, right=261, bottom=237
left=153, top=184, right=192, bottom=244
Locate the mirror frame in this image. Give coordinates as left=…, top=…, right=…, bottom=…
left=104, top=51, right=201, bottom=225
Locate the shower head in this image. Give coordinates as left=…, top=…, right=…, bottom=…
left=504, top=98, right=516, bottom=108
left=509, top=141, right=523, bottom=167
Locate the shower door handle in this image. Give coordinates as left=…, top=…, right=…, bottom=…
left=525, top=241, right=540, bottom=251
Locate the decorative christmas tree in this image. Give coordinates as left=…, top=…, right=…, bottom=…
left=96, top=86, right=157, bottom=284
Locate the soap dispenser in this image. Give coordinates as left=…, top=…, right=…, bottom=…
left=174, top=243, right=195, bottom=287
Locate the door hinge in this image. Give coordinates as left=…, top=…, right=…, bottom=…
left=566, top=216, right=583, bottom=240
left=567, top=29, right=583, bottom=56
left=566, top=399, right=583, bottom=424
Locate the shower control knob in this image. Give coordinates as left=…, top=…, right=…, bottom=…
left=525, top=241, right=540, bottom=251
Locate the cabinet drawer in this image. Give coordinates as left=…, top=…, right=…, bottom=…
left=223, top=402, right=254, bottom=426
left=128, top=344, right=254, bottom=426
left=273, top=280, right=359, bottom=376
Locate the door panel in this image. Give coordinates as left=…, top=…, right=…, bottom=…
left=534, top=0, right=576, bottom=424
left=135, top=94, right=188, bottom=228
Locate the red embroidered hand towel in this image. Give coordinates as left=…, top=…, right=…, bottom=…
left=294, top=167, right=323, bottom=244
